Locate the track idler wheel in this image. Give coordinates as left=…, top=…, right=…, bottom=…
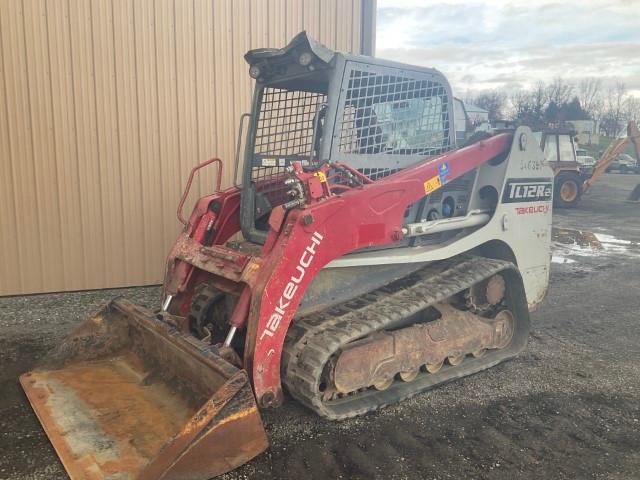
left=447, top=354, right=465, bottom=366
left=373, top=377, right=394, bottom=391
left=493, top=309, right=515, bottom=349
left=399, top=368, right=420, bottom=382
left=425, top=360, right=444, bottom=373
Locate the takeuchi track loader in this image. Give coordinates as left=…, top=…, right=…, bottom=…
left=21, top=33, right=553, bottom=479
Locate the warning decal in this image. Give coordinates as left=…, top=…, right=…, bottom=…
left=424, top=175, right=442, bottom=194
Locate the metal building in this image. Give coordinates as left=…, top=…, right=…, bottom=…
left=0, top=0, right=376, bottom=295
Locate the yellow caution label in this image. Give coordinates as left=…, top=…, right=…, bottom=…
left=314, top=171, right=327, bottom=183
left=423, top=175, right=442, bottom=194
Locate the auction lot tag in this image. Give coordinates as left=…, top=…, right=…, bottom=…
left=424, top=175, right=442, bottom=194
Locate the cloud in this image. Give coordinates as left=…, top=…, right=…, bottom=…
left=376, top=1, right=640, bottom=96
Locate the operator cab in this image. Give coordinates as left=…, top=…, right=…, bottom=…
left=540, top=128, right=579, bottom=165
left=240, top=32, right=456, bottom=244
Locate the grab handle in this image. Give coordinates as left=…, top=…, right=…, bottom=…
left=177, top=158, right=223, bottom=226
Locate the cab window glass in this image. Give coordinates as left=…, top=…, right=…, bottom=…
left=544, top=135, right=558, bottom=162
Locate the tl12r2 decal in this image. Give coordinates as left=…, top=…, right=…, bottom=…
left=502, top=178, right=553, bottom=203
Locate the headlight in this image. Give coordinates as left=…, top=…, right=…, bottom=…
left=249, top=65, right=261, bottom=79
left=298, top=51, right=313, bottom=66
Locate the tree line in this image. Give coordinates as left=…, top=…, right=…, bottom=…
left=465, top=78, right=640, bottom=137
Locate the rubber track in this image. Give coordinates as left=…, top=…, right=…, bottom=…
left=283, top=255, right=530, bottom=420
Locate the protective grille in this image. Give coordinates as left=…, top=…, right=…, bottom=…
left=254, top=87, right=326, bottom=159
left=442, top=174, right=473, bottom=192
left=357, top=167, right=401, bottom=181
left=251, top=88, right=326, bottom=206
left=339, top=69, right=449, bottom=156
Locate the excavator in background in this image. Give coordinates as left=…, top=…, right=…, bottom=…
left=20, top=33, right=553, bottom=479
left=513, top=121, right=639, bottom=208
left=538, top=127, right=587, bottom=208
left=585, top=121, right=640, bottom=201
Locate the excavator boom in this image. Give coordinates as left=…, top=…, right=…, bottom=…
left=584, top=121, right=640, bottom=193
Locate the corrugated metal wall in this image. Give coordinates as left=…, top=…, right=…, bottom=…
left=0, top=0, right=367, bottom=296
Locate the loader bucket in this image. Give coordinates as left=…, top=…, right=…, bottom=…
left=19, top=298, right=268, bottom=480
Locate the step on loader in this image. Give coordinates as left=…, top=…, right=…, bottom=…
left=21, top=32, right=553, bottom=479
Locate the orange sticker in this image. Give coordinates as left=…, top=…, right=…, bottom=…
left=424, top=175, right=442, bottom=194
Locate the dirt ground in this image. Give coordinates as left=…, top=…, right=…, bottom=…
left=1, top=173, right=639, bottom=480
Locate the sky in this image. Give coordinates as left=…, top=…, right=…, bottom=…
left=376, top=0, right=640, bottom=97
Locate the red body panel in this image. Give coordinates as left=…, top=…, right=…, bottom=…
left=164, top=134, right=513, bottom=407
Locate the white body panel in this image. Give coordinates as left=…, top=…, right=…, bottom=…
left=327, top=127, right=553, bottom=311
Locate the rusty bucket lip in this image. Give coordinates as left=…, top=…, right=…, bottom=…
left=20, top=298, right=269, bottom=480
left=19, top=373, right=74, bottom=476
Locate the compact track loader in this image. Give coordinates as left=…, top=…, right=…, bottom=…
left=21, top=33, right=553, bottom=479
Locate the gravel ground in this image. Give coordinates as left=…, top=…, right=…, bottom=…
left=1, top=173, right=639, bottom=480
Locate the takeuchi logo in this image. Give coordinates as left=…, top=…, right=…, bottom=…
left=259, top=231, right=324, bottom=341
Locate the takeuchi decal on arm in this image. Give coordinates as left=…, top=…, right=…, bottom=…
left=259, top=231, right=324, bottom=341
